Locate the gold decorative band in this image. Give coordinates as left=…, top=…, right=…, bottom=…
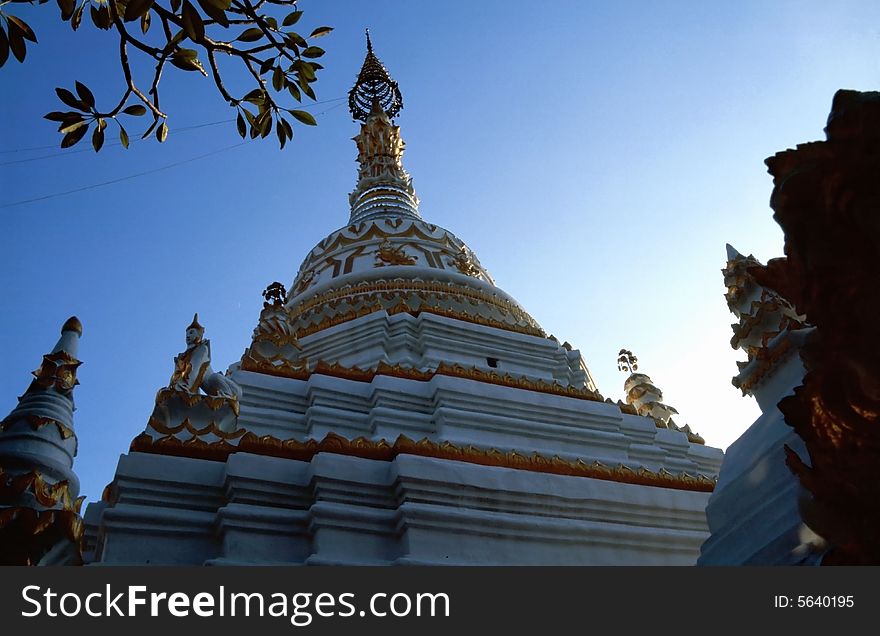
left=0, top=466, right=84, bottom=511
left=239, top=357, right=605, bottom=403
left=0, top=415, right=75, bottom=440
left=129, top=431, right=715, bottom=492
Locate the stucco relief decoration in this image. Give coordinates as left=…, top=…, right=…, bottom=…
left=294, top=269, right=316, bottom=294
left=448, top=247, right=481, bottom=277
left=374, top=239, right=416, bottom=266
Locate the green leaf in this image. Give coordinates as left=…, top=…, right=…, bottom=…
left=301, top=46, right=324, bottom=59
left=300, top=79, right=316, bottom=101
left=310, top=26, right=333, bottom=39
left=272, top=67, right=284, bottom=92
left=282, top=11, right=302, bottom=27
left=140, top=10, right=151, bottom=34
left=242, top=88, right=265, bottom=105
left=142, top=118, right=159, bottom=139
left=6, top=21, right=26, bottom=63
left=181, top=1, right=205, bottom=41
left=6, top=15, right=37, bottom=43
left=71, top=4, right=85, bottom=31
left=57, top=0, right=76, bottom=21
left=0, top=27, right=10, bottom=68
left=202, top=0, right=231, bottom=10
left=44, top=111, right=79, bottom=123
left=281, top=117, right=293, bottom=140
left=236, top=111, right=246, bottom=138
left=255, top=109, right=272, bottom=138
left=170, top=48, right=207, bottom=74
left=123, top=0, right=154, bottom=22
left=55, top=87, right=88, bottom=111
left=197, top=0, right=228, bottom=28
left=237, top=28, right=263, bottom=43
left=92, top=126, right=105, bottom=152
left=61, top=122, right=89, bottom=148
left=290, top=110, right=317, bottom=126
left=156, top=121, right=169, bottom=143
left=90, top=4, right=113, bottom=30
left=259, top=58, right=274, bottom=75
left=286, top=31, right=307, bottom=48
left=294, top=60, right=316, bottom=81
left=59, top=119, right=87, bottom=135
left=119, top=126, right=130, bottom=149
left=276, top=118, right=286, bottom=149
left=123, top=104, right=147, bottom=116
left=75, top=81, right=95, bottom=109
left=265, top=17, right=278, bottom=31
left=286, top=81, right=301, bottom=102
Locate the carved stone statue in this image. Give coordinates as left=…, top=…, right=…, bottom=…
left=170, top=314, right=241, bottom=400
left=145, top=314, right=242, bottom=438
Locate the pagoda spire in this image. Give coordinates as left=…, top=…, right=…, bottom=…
left=617, top=349, right=704, bottom=444
left=348, top=30, right=420, bottom=223
left=0, top=317, right=86, bottom=565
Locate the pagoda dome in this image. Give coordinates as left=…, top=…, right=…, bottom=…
left=284, top=34, right=543, bottom=342
left=287, top=215, right=544, bottom=340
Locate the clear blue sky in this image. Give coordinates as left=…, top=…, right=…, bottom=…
left=2, top=1, right=879, bottom=505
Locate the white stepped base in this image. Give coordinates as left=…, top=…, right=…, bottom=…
left=90, top=451, right=713, bottom=566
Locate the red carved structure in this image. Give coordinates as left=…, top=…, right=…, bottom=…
left=754, top=90, right=880, bottom=565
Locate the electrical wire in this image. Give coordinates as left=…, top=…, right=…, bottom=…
left=0, top=95, right=349, bottom=156
left=0, top=141, right=250, bottom=209
left=0, top=98, right=353, bottom=209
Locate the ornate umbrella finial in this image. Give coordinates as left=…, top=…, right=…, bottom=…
left=348, top=29, right=403, bottom=122
left=617, top=349, right=638, bottom=373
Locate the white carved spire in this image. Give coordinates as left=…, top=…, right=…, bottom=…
left=347, top=31, right=420, bottom=223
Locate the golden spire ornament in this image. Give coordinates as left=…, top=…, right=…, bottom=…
left=348, top=29, right=403, bottom=121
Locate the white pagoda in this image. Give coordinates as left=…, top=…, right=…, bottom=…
left=3, top=36, right=723, bottom=566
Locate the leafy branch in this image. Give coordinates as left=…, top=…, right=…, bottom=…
left=0, top=0, right=332, bottom=150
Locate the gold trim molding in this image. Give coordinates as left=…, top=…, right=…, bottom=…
left=130, top=431, right=715, bottom=493
left=239, top=357, right=605, bottom=404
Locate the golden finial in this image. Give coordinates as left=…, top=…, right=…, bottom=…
left=617, top=349, right=638, bottom=373
left=61, top=316, right=83, bottom=336
left=348, top=29, right=403, bottom=121
left=187, top=313, right=205, bottom=333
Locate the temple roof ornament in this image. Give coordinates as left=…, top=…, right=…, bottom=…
left=0, top=318, right=86, bottom=565
left=618, top=349, right=704, bottom=444
left=348, top=32, right=420, bottom=223
left=146, top=314, right=244, bottom=442
left=348, top=29, right=403, bottom=122
left=722, top=244, right=809, bottom=401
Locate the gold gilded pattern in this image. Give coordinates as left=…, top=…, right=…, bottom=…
left=0, top=466, right=84, bottom=512
left=288, top=279, right=543, bottom=338
left=129, top=431, right=715, bottom=493
left=239, top=356, right=605, bottom=403
left=155, top=387, right=241, bottom=417
left=374, top=239, right=417, bottom=266
left=0, top=415, right=75, bottom=440
left=146, top=416, right=248, bottom=440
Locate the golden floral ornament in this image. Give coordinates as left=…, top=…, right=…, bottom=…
left=448, top=247, right=481, bottom=277
left=374, top=239, right=417, bottom=266
left=31, top=351, right=82, bottom=393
